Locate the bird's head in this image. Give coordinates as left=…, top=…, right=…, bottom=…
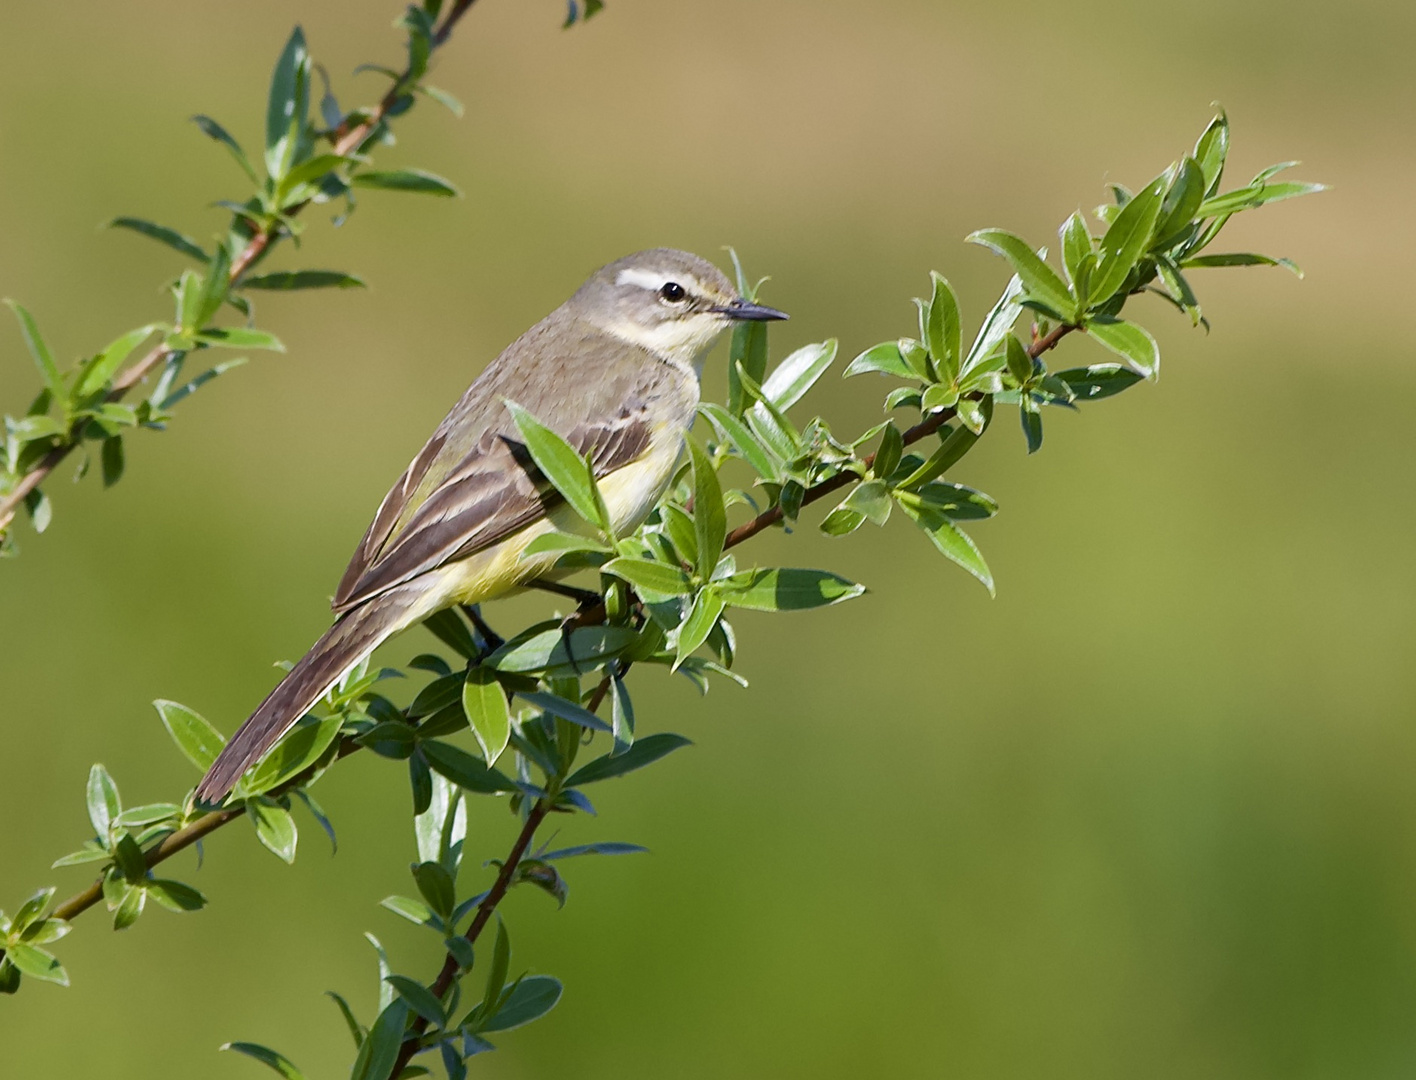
left=575, top=248, right=788, bottom=373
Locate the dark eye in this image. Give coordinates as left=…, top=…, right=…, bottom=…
left=659, top=282, right=686, bottom=302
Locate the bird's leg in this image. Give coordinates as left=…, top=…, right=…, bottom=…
left=460, top=604, right=505, bottom=654
left=528, top=578, right=604, bottom=611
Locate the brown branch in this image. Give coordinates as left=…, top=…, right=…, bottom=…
left=50, top=736, right=365, bottom=923
left=0, top=0, right=483, bottom=539
left=723, top=322, right=1076, bottom=550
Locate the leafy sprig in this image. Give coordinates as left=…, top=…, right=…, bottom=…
left=0, top=3, right=483, bottom=554
left=0, top=104, right=1321, bottom=1080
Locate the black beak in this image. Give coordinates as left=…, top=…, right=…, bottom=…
left=711, top=298, right=789, bottom=322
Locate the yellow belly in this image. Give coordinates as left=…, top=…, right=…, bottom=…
left=408, top=423, right=685, bottom=620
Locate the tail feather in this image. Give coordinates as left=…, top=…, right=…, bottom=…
left=195, top=589, right=421, bottom=804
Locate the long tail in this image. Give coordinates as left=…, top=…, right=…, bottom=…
left=195, top=587, right=423, bottom=804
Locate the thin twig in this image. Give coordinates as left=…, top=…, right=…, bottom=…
left=723, top=322, right=1076, bottom=549
left=388, top=671, right=613, bottom=1075
left=0, top=0, right=483, bottom=537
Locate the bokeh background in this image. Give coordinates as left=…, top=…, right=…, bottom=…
left=2, top=1, right=1413, bottom=1076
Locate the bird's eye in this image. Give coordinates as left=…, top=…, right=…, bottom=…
left=659, top=282, right=687, bottom=302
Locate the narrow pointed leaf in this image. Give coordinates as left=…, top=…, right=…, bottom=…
left=1089, top=176, right=1167, bottom=305
left=687, top=440, right=725, bottom=582
left=108, top=218, right=209, bottom=263
left=352, top=169, right=461, bottom=197
left=966, top=230, right=1076, bottom=322
left=154, top=699, right=226, bottom=772
left=566, top=733, right=692, bottom=786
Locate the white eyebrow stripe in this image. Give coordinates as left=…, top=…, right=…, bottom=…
left=617, top=267, right=702, bottom=293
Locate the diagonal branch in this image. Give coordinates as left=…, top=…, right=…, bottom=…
left=0, top=0, right=485, bottom=539
left=723, top=322, right=1075, bottom=550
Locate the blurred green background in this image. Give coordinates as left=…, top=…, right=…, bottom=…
left=2, top=0, right=1413, bottom=1076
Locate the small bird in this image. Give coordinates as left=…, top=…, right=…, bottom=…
left=195, top=249, right=787, bottom=803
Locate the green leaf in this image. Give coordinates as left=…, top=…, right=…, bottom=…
left=1059, top=211, right=1094, bottom=300
left=18, top=917, right=71, bottom=946
left=506, top=401, right=606, bottom=532
left=195, top=327, right=285, bottom=351
left=925, top=274, right=962, bottom=384
left=113, top=803, right=180, bottom=827
left=966, top=230, right=1076, bottom=322
left=602, top=557, right=692, bottom=597
left=1005, top=334, right=1033, bottom=385
left=1053, top=364, right=1145, bottom=401
left=248, top=798, right=298, bottom=863
left=965, top=277, right=1025, bottom=372
left=873, top=422, right=903, bottom=480
left=97, top=436, right=123, bottom=487
left=482, top=974, right=563, bottom=1032
left=107, top=217, right=208, bottom=263
left=327, top=991, right=366, bottom=1049
left=697, top=402, right=780, bottom=481
left=386, top=975, right=447, bottom=1028
left=411, top=861, right=455, bottom=919
left=111, top=883, right=145, bottom=930
left=5, top=300, right=64, bottom=402
left=277, top=153, right=351, bottom=201
left=422, top=739, right=518, bottom=794
left=265, top=27, right=311, bottom=181
left=221, top=1042, right=309, bottom=1080
left=610, top=675, right=634, bottom=753
left=12, top=888, right=56, bottom=934
left=819, top=506, right=866, bottom=536
left=1181, top=252, right=1302, bottom=275
left=1088, top=175, right=1167, bottom=305
left=86, top=764, right=120, bottom=837
left=1194, top=111, right=1230, bottom=196
left=352, top=169, right=461, bottom=197
left=462, top=667, right=511, bottom=766
left=540, top=841, right=648, bottom=860
left=481, top=920, right=511, bottom=1017
left=717, top=567, right=865, bottom=611
left=487, top=624, right=637, bottom=676
left=726, top=319, right=768, bottom=417
left=154, top=699, right=226, bottom=772
left=380, top=894, right=435, bottom=926
left=417, top=83, right=464, bottom=116
left=758, top=339, right=837, bottom=412
left=566, top=733, right=692, bottom=786
left=1020, top=402, right=1043, bottom=454
left=1197, top=180, right=1325, bottom=219
left=422, top=609, right=480, bottom=660
left=674, top=588, right=725, bottom=669
left=243, top=713, right=343, bottom=793
left=687, top=439, right=725, bottom=582
left=348, top=999, right=409, bottom=1080
left=841, top=479, right=892, bottom=526
left=240, top=270, right=366, bottom=290
left=1154, top=157, right=1206, bottom=249
left=844, top=340, right=915, bottom=380
left=157, top=357, right=249, bottom=411
left=146, top=879, right=207, bottom=912
left=895, top=496, right=994, bottom=594
left=516, top=690, right=613, bottom=734
left=192, top=114, right=258, bottom=183
left=6, top=944, right=68, bottom=987
left=1085, top=317, right=1160, bottom=378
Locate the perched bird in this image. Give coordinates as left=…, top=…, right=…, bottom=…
left=195, top=249, right=787, bottom=803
